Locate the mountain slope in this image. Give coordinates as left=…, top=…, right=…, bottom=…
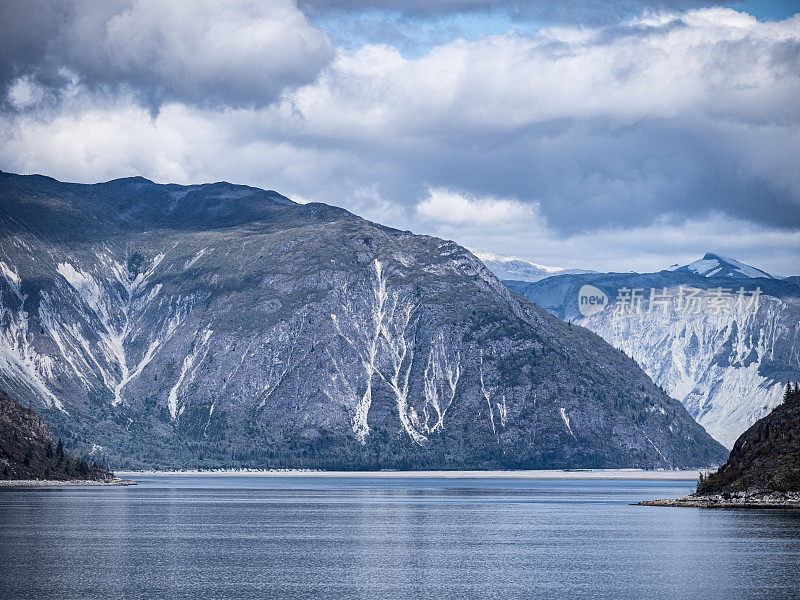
left=505, top=265, right=800, bottom=448
left=0, top=171, right=726, bottom=469
left=696, top=384, right=800, bottom=495
left=0, top=388, right=111, bottom=481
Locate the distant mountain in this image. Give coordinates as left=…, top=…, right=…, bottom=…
left=0, top=388, right=112, bottom=481
left=696, top=383, right=800, bottom=497
left=671, top=252, right=775, bottom=279
left=0, top=171, right=726, bottom=469
left=470, top=249, right=594, bottom=283
left=505, top=257, right=800, bottom=448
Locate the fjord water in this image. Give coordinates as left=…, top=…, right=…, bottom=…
left=2, top=476, right=799, bottom=600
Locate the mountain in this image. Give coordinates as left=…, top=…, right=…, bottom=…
left=671, top=252, right=776, bottom=279
left=0, top=388, right=112, bottom=481
left=696, top=383, right=800, bottom=496
left=504, top=260, right=800, bottom=448
left=468, top=249, right=594, bottom=283
left=0, top=171, right=726, bottom=470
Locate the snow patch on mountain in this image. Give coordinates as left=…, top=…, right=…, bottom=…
left=55, top=255, right=174, bottom=406
left=470, top=249, right=564, bottom=272
left=0, top=262, right=21, bottom=290
left=469, top=248, right=594, bottom=283
left=560, top=407, right=576, bottom=439
left=168, top=326, right=213, bottom=419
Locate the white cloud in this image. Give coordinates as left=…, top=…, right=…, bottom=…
left=458, top=213, right=800, bottom=275
left=7, top=76, right=45, bottom=110
left=416, top=187, right=538, bottom=225
left=279, top=9, right=800, bottom=138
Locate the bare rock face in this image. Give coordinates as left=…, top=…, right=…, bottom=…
left=506, top=269, right=800, bottom=448
left=0, top=388, right=111, bottom=480
left=0, top=171, right=727, bottom=469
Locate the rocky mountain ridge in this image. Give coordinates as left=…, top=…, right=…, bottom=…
left=0, top=171, right=726, bottom=469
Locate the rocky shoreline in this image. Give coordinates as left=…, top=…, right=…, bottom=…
left=0, top=478, right=137, bottom=487
left=637, top=490, right=800, bottom=509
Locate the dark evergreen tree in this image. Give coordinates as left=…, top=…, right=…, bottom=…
left=784, top=381, right=794, bottom=403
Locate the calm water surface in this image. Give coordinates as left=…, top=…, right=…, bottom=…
left=2, top=475, right=799, bottom=600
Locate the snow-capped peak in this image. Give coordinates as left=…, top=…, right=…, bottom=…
left=468, top=248, right=565, bottom=273
left=468, top=248, right=595, bottom=283
left=674, top=252, right=775, bottom=279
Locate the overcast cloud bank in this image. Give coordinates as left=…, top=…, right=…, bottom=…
left=1, top=1, right=798, bottom=273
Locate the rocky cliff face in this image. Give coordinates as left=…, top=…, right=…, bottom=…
left=0, top=171, right=726, bottom=469
left=0, top=388, right=110, bottom=480
left=506, top=269, right=800, bottom=448
left=696, top=384, right=800, bottom=495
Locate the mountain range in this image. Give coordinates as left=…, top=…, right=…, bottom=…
left=501, top=253, right=800, bottom=448
left=0, top=171, right=726, bottom=469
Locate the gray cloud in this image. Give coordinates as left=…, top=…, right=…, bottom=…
left=0, top=1, right=74, bottom=94
left=0, top=0, right=334, bottom=110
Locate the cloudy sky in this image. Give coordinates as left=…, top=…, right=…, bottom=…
left=2, top=1, right=799, bottom=274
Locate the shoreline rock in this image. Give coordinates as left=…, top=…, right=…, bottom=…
left=0, top=478, right=137, bottom=487
left=637, top=490, right=800, bottom=509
